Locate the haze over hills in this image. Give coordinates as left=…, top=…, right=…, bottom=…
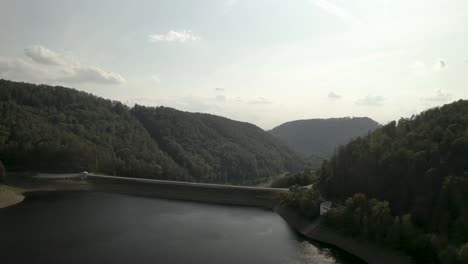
left=269, top=117, right=380, bottom=166
left=0, top=79, right=302, bottom=184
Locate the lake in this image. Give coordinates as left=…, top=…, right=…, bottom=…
left=0, top=191, right=362, bottom=264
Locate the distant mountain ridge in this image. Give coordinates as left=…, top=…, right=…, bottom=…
left=269, top=117, right=380, bottom=164
left=0, top=79, right=303, bottom=184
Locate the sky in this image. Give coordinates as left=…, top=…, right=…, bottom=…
left=1, top=0, right=467, bottom=129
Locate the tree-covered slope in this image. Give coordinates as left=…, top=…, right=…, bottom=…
left=0, top=79, right=303, bottom=184
left=319, top=100, right=468, bottom=244
left=132, top=105, right=303, bottom=184
left=0, top=79, right=189, bottom=180
left=269, top=117, right=380, bottom=161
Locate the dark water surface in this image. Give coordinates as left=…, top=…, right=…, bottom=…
left=0, top=191, right=362, bottom=264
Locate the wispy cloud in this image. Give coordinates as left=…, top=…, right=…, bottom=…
left=248, top=97, right=272, bottom=105
left=24, top=45, right=65, bottom=65
left=148, top=30, right=201, bottom=43
left=310, top=0, right=362, bottom=26
left=355, top=95, right=385, bottom=106
left=421, top=89, right=452, bottom=103
left=0, top=57, right=47, bottom=81
left=0, top=45, right=125, bottom=85
left=151, top=74, right=161, bottom=83
left=328, top=91, right=342, bottom=99
left=216, top=95, right=227, bottom=102
left=433, top=58, right=447, bottom=72
left=57, top=66, right=125, bottom=84
left=410, top=58, right=448, bottom=75
left=409, top=60, right=428, bottom=75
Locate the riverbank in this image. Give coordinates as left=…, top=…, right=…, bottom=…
left=275, top=206, right=412, bottom=264
left=0, top=185, right=25, bottom=208
left=0, top=179, right=91, bottom=209
left=1, top=180, right=410, bottom=264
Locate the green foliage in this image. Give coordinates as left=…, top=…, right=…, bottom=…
left=270, top=169, right=318, bottom=188
left=281, top=187, right=322, bottom=220
left=131, top=105, right=303, bottom=184
left=270, top=117, right=380, bottom=167
left=0, top=79, right=303, bottom=184
left=324, top=194, right=452, bottom=263
left=324, top=194, right=394, bottom=241
left=0, top=80, right=188, bottom=180
left=319, top=100, right=468, bottom=251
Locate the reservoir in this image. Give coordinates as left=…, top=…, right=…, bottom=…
left=0, top=191, right=362, bottom=264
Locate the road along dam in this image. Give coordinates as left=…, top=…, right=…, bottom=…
left=6, top=173, right=288, bottom=209
left=86, top=174, right=287, bottom=209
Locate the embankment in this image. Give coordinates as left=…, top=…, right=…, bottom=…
left=2, top=173, right=411, bottom=264
left=275, top=206, right=412, bottom=264
left=86, top=174, right=286, bottom=209
left=0, top=191, right=24, bottom=208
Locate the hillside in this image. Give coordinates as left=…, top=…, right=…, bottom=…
left=318, top=100, right=468, bottom=262
left=0, top=79, right=302, bottom=184
left=269, top=117, right=380, bottom=164
left=132, top=105, right=303, bottom=184
left=0, top=80, right=189, bottom=181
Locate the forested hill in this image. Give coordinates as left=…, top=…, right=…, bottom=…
left=269, top=117, right=380, bottom=163
left=0, top=80, right=189, bottom=181
left=319, top=100, right=468, bottom=248
left=0, top=79, right=303, bottom=184
left=132, top=106, right=303, bottom=184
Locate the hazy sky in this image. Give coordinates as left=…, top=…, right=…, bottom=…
left=1, top=0, right=467, bottom=129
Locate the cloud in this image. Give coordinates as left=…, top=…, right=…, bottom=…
left=433, top=58, right=447, bottom=71
left=328, top=91, right=342, bottom=99
left=421, top=89, right=452, bottom=103
left=248, top=97, right=272, bottom=105
left=355, top=95, right=385, bottom=106
left=151, top=74, right=161, bottom=83
left=216, top=95, right=226, bottom=102
left=0, top=57, right=46, bottom=81
left=225, top=0, right=237, bottom=8
left=24, top=45, right=65, bottom=65
left=409, top=60, right=428, bottom=75
left=0, top=45, right=125, bottom=85
left=410, top=58, right=448, bottom=75
left=148, top=30, right=201, bottom=43
left=57, top=66, right=125, bottom=84
left=310, top=0, right=362, bottom=26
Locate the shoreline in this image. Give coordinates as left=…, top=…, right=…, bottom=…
left=1, top=182, right=411, bottom=264
left=275, top=206, right=412, bottom=264
left=0, top=184, right=28, bottom=208
left=0, top=192, right=24, bottom=208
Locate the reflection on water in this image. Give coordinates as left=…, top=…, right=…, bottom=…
left=0, top=191, right=360, bottom=264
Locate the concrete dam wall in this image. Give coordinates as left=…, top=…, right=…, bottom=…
left=86, top=174, right=287, bottom=209
left=6, top=173, right=287, bottom=209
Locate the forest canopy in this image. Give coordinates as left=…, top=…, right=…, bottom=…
left=0, top=79, right=303, bottom=184
left=318, top=99, right=468, bottom=263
